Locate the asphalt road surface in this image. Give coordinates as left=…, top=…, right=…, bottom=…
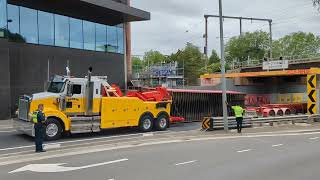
left=1, top=129, right=320, bottom=180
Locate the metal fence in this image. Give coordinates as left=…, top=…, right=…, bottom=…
left=231, top=55, right=320, bottom=70
left=170, top=90, right=245, bottom=122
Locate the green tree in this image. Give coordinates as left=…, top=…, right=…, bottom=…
left=225, top=31, right=270, bottom=62
left=272, top=32, right=320, bottom=58
left=208, top=49, right=220, bottom=64
left=132, top=56, right=144, bottom=73
left=169, top=43, right=206, bottom=85
left=142, top=50, right=167, bottom=66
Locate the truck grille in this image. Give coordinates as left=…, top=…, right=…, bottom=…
left=18, top=96, right=30, bottom=121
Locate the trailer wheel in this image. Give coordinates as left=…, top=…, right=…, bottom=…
left=285, top=109, right=291, bottom=115
left=139, top=114, right=154, bottom=132
left=45, top=118, right=63, bottom=141
left=269, top=110, right=276, bottom=117
left=154, top=114, right=169, bottom=131
left=277, top=110, right=284, bottom=116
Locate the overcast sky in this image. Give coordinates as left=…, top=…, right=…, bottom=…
left=131, top=0, right=320, bottom=57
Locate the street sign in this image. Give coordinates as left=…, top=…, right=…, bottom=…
left=263, top=60, right=288, bottom=70
left=307, top=75, right=317, bottom=114
left=9, top=159, right=128, bottom=173
left=201, top=117, right=212, bottom=130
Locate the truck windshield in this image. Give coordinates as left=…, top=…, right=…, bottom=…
left=47, top=82, right=65, bottom=93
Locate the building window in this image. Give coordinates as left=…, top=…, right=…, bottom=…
left=54, top=14, right=69, bottom=47
left=7, top=4, right=20, bottom=38
left=0, top=0, right=7, bottom=38
left=38, top=11, right=54, bottom=45
left=117, top=27, right=124, bottom=54
left=70, top=18, right=83, bottom=49
left=83, top=21, right=95, bottom=51
left=20, top=7, right=38, bottom=44
left=4, top=3, right=124, bottom=54
left=95, top=23, right=106, bottom=52
left=107, top=25, right=118, bottom=53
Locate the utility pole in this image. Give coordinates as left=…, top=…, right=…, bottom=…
left=218, top=0, right=228, bottom=132
left=239, top=17, right=243, bottom=36
left=204, top=16, right=209, bottom=71
left=269, top=20, right=273, bottom=60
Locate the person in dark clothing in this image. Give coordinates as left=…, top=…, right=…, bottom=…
left=33, top=104, right=46, bottom=153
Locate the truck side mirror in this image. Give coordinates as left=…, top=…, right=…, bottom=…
left=67, top=84, right=73, bottom=97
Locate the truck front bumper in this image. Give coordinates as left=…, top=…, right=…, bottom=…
left=12, top=118, right=34, bottom=137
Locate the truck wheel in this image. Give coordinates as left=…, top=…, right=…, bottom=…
left=139, top=114, right=154, bottom=132
left=45, top=118, right=63, bottom=141
left=154, top=114, right=169, bottom=131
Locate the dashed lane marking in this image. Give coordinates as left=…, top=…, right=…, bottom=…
left=237, top=149, right=252, bottom=153
left=175, top=160, right=197, bottom=166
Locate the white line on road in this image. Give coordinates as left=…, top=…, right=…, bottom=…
left=175, top=160, right=197, bottom=166
left=0, top=129, right=199, bottom=152
left=309, top=137, right=319, bottom=140
left=237, top=149, right=252, bottom=153
left=272, top=144, right=283, bottom=147
left=0, top=130, right=16, bottom=133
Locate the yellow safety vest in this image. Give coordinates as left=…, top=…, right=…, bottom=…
left=232, top=106, right=244, bottom=118
left=32, top=111, right=39, bottom=123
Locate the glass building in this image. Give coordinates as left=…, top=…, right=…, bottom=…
left=0, top=0, right=125, bottom=54
left=0, top=0, right=150, bottom=119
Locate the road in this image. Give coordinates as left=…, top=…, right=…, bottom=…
left=0, top=126, right=320, bottom=180
left=0, top=120, right=200, bottom=156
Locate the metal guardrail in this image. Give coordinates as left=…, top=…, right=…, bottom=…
left=206, top=117, right=252, bottom=130
left=231, top=56, right=320, bottom=69
left=203, top=114, right=320, bottom=130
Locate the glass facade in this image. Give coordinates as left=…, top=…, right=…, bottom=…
left=70, top=18, right=83, bottom=49
left=55, top=15, right=69, bottom=48
left=20, top=7, right=38, bottom=44
left=0, top=0, right=6, bottom=37
left=38, top=11, right=54, bottom=45
left=95, top=23, right=107, bottom=52
left=0, top=1, right=124, bottom=54
left=83, top=21, right=95, bottom=51
left=7, top=4, right=19, bottom=34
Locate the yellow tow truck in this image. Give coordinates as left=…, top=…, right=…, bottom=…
left=13, top=68, right=172, bottom=140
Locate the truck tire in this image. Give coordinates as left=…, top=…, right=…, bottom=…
left=45, top=118, right=63, bottom=141
left=154, top=114, right=169, bottom=131
left=139, top=114, right=154, bottom=132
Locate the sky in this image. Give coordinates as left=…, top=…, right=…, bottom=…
left=131, top=0, right=320, bottom=57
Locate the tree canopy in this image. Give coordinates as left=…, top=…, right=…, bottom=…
left=272, top=32, right=320, bottom=58
left=225, top=31, right=270, bottom=62
left=168, top=43, right=206, bottom=85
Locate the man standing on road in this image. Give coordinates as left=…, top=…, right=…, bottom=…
left=226, top=102, right=245, bottom=133
left=32, top=104, right=46, bottom=153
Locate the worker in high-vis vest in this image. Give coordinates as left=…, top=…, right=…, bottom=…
left=226, top=101, right=245, bottom=133
left=32, top=104, right=46, bottom=152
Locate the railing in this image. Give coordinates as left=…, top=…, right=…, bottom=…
left=231, top=55, right=320, bottom=70
left=203, top=114, right=320, bottom=130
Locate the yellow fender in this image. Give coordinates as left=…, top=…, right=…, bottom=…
left=43, top=109, right=70, bottom=131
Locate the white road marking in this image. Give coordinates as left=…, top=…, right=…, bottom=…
left=272, top=144, right=283, bottom=147
left=3, top=131, right=320, bottom=166
left=175, top=160, right=197, bottom=166
left=43, top=144, right=61, bottom=150
left=309, top=137, right=319, bottom=140
left=237, top=149, right=252, bottom=153
left=9, top=158, right=128, bottom=173
left=0, top=130, right=16, bottom=133
left=142, top=133, right=154, bottom=137
left=0, top=129, right=199, bottom=152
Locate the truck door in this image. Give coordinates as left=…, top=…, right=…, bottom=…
left=65, top=83, right=85, bottom=114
